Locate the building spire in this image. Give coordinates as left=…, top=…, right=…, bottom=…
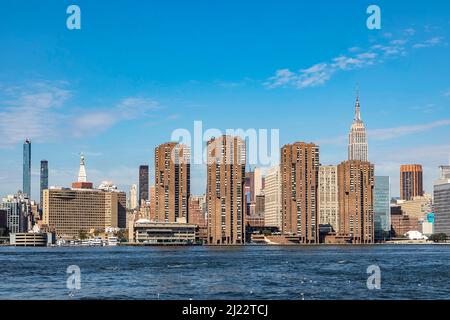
left=354, top=85, right=361, bottom=121
left=78, top=153, right=87, bottom=183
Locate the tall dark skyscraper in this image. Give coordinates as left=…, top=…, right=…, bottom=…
left=139, top=165, right=149, bottom=205
left=23, top=139, right=31, bottom=198
left=40, top=160, right=49, bottom=207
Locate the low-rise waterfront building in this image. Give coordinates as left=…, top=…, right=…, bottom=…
left=130, top=219, right=197, bottom=244
left=10, top=232, right=55, bottom=247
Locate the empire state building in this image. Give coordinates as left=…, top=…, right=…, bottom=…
left=348, top=94, right=368, bottom=161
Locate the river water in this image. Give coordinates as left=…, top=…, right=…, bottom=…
left=1, top=245, right=449, bottom=300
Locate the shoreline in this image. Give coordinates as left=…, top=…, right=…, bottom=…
left=2, top=241, right=449, bottom=248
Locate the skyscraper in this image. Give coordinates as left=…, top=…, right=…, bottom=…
left=254, top=167, right=263, bottom=198
left=434, top=165, right=450, bottom=236
left=281, top=142, right=319, bottom=243
left=129, top=184, right=138, bottom=209
left=139, top=165, right=149, bottom=205
left=374, top=176, right=391, bottom=241
left=264, top=165, right=282, bottom=230
left=23, top=139, right=31, bottom=198
left=348, top=94, right=368, bottom=162
left=400, top=164, right=423, bottom=200
left=337, top=160, right=374, bottom=243
left=1, top=191, right=31, bottom=233
left=206, top=135, right=246, bottom=245
left=155, top=142, right=190, bottom=223
left=40, top=160, right=48, bottom=207
left=318, top=165, right=339, bottom=232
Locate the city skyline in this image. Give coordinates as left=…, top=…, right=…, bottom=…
left=1, top=0, right=450, bottom=200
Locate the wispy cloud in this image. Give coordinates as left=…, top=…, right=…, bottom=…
left=369, top=120, right=450, bottom=140
left=72, top=97, right=160, bottom=135
left=413, top=36, right=444, bottom=48
left=0, top=81, right=71, bottom=147
left=265, top=30, right=444, bottom=89
left=443, top=88, right=450, bottom=97
left=0, top=82, right=162, bottom=146
left=318, top=120, right=450, bottom=145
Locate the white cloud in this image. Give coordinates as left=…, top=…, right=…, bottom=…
left=369, top=120, right=450, bottom=140
left=318, top=120, right=450, bottom=145
left=71, top=97, right=161, bottom=135
left=265, top=30, right=444, bottom=89
left=0, top=82, right=162, bottom=145
left=413, top=36, right=444, bottom=48
left=0, top=81, right=71, bottom=147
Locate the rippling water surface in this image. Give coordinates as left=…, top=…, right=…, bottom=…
left=1, top=245, right=450, bottom=300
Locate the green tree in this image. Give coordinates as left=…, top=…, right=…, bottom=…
left=78, top=229, right=88, bottom=240
left=114, top=229, right=128, bottom=242
left=429, top=233, right=448, bottom=243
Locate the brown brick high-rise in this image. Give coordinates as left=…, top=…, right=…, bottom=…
left=337, top=160, right=374, bottom=244
left=155, top=142, right=190, bottom=223
left=281, top=142, right=319, bottom=243
left=206, top=136, right=246, bottom=245
left=400, top=164, right=423, bottom=200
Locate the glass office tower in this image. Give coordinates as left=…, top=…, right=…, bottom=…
left=374, top=176, right=391, bottom=241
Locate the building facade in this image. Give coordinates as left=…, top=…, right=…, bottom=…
left=154, top=142, right=190, bottom=223
left=264, top=165, right=282, bottom=230
left=1, top=192, right=31, bottom=234
left=434, top=180, right=450, bottom=236
left=397, top=194, right=432, bottom=219
left=281, top=142, right=319, bottom=243
left=40, top=160, right=48, bottom=207
left=374, top=176, right=391, bottom=241
left=206, top=136, right=246, bottom=245
left=439, top=165, right=450, bottom=180
left=189, top=195, right=207, bottom=228
left=348, top=95, right=368, bottom=162
left=129, top=184, right=138, bottom=210
left=400, top=164, right=423, bottom=200
left=139, top=165, right=149, bottom=205
left=43, top=187, right=126, bottom=239
left=337, top=160, right=374, bottom=243
left=318, top=165, right=339, bottom=232
left=131, top=219, right=197, bottom=245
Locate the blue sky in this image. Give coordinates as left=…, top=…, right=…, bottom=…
left=0, top=0, right=449, bottom=200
